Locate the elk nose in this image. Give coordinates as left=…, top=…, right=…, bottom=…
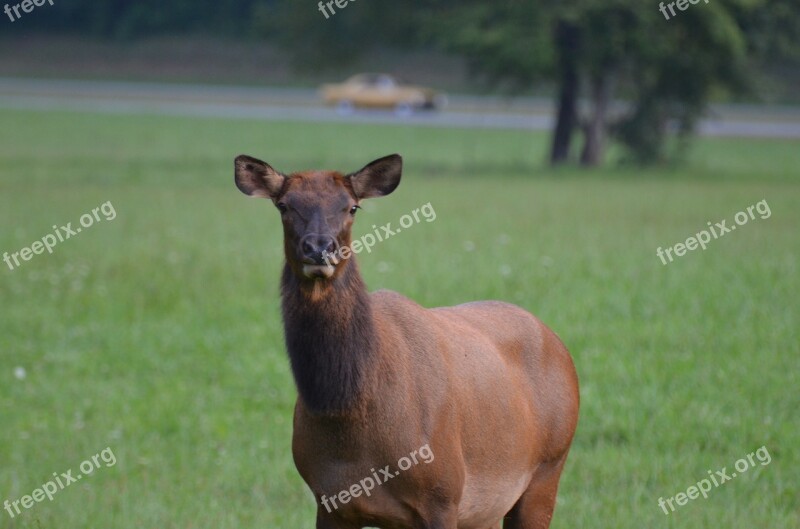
left=300, top=234, right=338, bottom=264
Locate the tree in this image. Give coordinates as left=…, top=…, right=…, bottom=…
left=423, top=0, right=797, bottom=166
left=259, top=0, right=420, bottom=71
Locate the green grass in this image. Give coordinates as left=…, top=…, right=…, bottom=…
left=0, top=108, right=798, bottom=528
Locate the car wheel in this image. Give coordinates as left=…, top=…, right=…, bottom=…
left=336, top=100, right=355, bottom=115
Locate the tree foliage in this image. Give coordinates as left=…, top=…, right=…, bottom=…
left=7, top=0, right=270, bottom=39
left=421, top=0, right=770, bottom=164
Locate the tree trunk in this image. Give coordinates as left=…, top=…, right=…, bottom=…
left=550, top=20, right=580, bottom=165
left=580, top=73, right=612, bottom=167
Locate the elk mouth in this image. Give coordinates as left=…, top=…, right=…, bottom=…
left=302, top=264, right=336, bottom=279
left=301, top=251, right=340, bottom=279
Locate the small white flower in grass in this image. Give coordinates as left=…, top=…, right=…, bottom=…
left=14, top=366, right=26, bottom=380
left=499, top=265, right=512, bottom=277
left=463, top=241, right=476, bottom=252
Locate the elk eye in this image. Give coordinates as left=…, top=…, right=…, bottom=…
left=350, top=205, right=360, bottom=216
left=277, top=202, right=288, bottom=214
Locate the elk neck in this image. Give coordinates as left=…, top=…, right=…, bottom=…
left=279, top=258, right=379, bottom=416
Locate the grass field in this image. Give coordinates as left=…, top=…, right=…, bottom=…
left=0, top=108, right=798, bottom=528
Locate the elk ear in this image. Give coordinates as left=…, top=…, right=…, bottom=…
left=349, top=154, right=402, bottom=199
left=234, top=155, right=285, bottom=199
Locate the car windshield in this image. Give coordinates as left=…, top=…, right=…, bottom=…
left=350, top=74, right=397, bottom=88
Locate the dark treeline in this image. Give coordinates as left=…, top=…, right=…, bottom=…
left=8, top=0, right=272, bottom=38
left=8, top=0, right=799, bottom=167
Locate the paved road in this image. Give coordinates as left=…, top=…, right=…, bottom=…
left=1, top=77, right=799, bottom=138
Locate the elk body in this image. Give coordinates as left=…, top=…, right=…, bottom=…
left=234, top=154, right=579, bottom=529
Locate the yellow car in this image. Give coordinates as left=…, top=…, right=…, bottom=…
left=320, top=74, right=446, bottom=115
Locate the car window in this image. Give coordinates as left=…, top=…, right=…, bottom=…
left=376, top=75, right=396, bottom=88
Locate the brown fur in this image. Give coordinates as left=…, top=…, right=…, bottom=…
left=234, top=154, right=579, bottom=529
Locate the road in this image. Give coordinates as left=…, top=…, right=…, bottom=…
left=1, top=77, right=799, bottom=138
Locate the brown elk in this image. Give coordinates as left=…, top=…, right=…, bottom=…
left=234, top=153, right=579, bottom=529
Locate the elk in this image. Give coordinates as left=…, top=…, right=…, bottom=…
left=234, top=153, right=579, bottom=529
